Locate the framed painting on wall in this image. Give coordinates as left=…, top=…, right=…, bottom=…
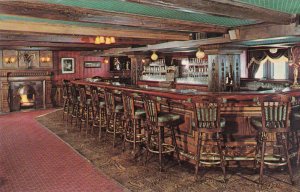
left=61, top=58, right=75, bottom=74
left=84, top=61, right=101, bottom=68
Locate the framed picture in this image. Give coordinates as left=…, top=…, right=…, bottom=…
left=84, top=61, right=101, bottom=68
left=61, top=58, right=75, bottom=74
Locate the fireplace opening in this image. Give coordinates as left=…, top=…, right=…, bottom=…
left=18, top=84, right=36, bottom=108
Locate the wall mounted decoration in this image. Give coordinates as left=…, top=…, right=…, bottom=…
left=19, top=51, right=39, bottom=69
left=61, top=58, right=75, bottom=74
left=84, top=61, right=101, bottom=68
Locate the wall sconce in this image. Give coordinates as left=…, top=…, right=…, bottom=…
left=151, top=51, right=158, bottom=61
left=40, top=56, right=51, bottom=63
left=196, top=48, right=205, bottom=59
left=95, top=36, right=116, bottom=45
left=4, top=57, right=16, bottom=64
left=104, top=58, right=109, bottom=64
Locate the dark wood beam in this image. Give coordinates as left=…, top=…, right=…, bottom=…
left=0, top=40, right=126, bottom=48
left=0, top=31, right=163, bottom=45
left=0, top=1, right=227, bottom=33
left=0, top=19, right=190, bottom=40
left=126, top=0, right=294, bottom=24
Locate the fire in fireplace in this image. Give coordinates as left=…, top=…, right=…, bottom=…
left=18, top=84, right=35, bottom=108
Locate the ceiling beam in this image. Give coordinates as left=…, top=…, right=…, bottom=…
left=126, top=0, right=294, bottom=24
left=0, top=19, right=190, bottom=40
left=0, top=31, right=163, bottom=45
left=0, top=1, right=227, bottom=33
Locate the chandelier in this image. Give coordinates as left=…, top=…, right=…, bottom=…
left=95, top=36, right=116, bottom=45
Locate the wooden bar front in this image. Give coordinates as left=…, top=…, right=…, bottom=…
left=72, top=80, right=300, bottom=162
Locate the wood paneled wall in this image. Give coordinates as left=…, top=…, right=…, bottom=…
left=52, top=51, right=111, bottom=83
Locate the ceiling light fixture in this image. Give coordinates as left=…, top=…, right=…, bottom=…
left=196, top=48, right=205, bottom=59
left=269, top=48, right=278, bottom=54
left=151, top=51, right=158, bottom=61
left=4, top=57, right=16, bottom=64
left=94, top=36, right=116, bottom=45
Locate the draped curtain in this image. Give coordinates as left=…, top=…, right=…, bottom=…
left=247, top=49, right=289, bottom=78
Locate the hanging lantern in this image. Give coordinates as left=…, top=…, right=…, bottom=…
left=151, top=51, right=158, bottom=61
left=196, top=49, right=205, bottom=59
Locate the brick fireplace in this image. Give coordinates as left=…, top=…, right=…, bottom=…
left=0, top=70, right=52, bottom=113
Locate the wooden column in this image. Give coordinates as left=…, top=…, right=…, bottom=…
left=1, top=81, right=10, bottom=113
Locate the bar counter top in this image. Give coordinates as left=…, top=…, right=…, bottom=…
left=72, top=80, right=300, bottom=100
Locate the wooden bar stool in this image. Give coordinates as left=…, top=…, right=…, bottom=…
left=186, top=96, right=226, bottom=181
left=122, top=91, right=146, bottom=154
left=77, top=85, right=92, bottom=135
left=69, top=83, right=80, bottom=126
left=143, top=94, right=182, bottom=172
left=62, top=80, right=70, bottom=121
left=104, top=88, right=124, bottom=147
left=90, top=86, right=106, bottom=140
left=251, top=94, right=293, bottom=185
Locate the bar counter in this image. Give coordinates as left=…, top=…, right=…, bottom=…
left=72, top=80, right=300, bottom=162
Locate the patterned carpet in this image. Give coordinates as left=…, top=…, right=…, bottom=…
left=34, top=109, right=300, bottom=192
left=0, top=109, right=126, bottom=192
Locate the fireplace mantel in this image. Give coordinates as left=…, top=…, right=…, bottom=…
left=0, top=69, right=53, bottom=113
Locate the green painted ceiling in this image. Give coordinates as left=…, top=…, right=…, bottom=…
left=39, top=0, right=255, bottom=27
left=237, top=0, right=300, bottom=14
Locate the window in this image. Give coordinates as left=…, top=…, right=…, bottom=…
left=255, top=60, right=289, bottom=80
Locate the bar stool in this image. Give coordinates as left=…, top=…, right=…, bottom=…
left=104, top=88, right=124, bottom=147
left=122, top=91, right=146, bottom=154
left=251, top=94, right=293, bottom=185
left=62, top=80, right=70, bottom=121
left=291, top=100, right=300, bottom=166
left=77, top=85, right=92, bottom=135
left=90, top=86, right=106, bottom=139
left=143, top=94, right=182, bottom=172
left=69, top=83, right=80, bottom=126
left=186, top=96, right=226, bottom=181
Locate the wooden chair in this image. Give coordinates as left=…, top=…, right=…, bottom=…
left=104, top=88, right=124, bottom=147
left=251, top=94, right=293, bottom=185
left=122, top=91, right=146, bottom=154
left=143, top=94, right=182, bottom=172
left=186, top=96, right=226, bottom=181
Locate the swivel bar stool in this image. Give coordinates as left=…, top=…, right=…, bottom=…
left=143, top=94, right=182, bottom=172
left=62, top=80, right=71, bottom=121
left=122, top=91, right=146, bottom=154
left=104, top=88, right=124, bottom=147
left=90, top=86, right=106, bottom=140
left=186, top=96, right=226, bottom=181
left=251, top=94, right=293, bottom=185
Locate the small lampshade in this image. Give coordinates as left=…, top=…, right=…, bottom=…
left=94, top=36, right=101, bottom=44
left=196, top=49, right=205, bottom=59
left=151, top=51, right=158, bottom=61
left=46, top=57, right=51, bottom=62
left=10, top=57, right=16, bottom=63
left=105, top=37, right=111, bottom=44
left=100, top=36, right=105, bottom=44
left=110, top=37, right=116, bottom=43
left=104, top=58, right=109, bottom=64
left=4, top=57, right=9, bottom=63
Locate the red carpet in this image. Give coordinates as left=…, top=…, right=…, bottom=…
left=0, top=110, right=125, bottom=192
